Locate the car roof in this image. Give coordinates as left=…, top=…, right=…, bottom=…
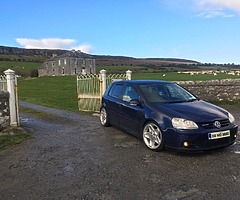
left=112, top=80, right=173, bottom=85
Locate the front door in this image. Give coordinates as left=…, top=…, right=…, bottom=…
left=120, top=85, right=144, bottom=136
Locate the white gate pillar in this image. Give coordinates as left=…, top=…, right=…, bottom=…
left=126, top=70, right=132, bottom=80
left=4, top=69, right=18, bottom=126
left=100, top=69, right=107, bottom=96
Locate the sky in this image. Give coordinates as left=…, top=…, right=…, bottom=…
left=1, top=0, right=240, bottom=64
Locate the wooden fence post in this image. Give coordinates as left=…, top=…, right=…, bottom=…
left=4, top=69, right=19, bottom=127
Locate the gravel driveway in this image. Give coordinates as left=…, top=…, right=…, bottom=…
left=0, top=101, right=240, bottom=200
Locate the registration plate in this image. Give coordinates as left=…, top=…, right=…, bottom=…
left=208, top=130, right=230, bottom=140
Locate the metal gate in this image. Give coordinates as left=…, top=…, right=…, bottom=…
left=77, top=70, right=131, bottom=112
left=0, top=75, right=7, bottom=92
left=77, top=74, right=101, bottom=112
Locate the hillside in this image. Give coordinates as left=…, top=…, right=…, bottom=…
left=0, top=45, right=199, bottom=67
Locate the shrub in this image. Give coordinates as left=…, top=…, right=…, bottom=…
left=30, top=69, right=38, bottom=77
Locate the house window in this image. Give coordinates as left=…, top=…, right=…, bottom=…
left=52, top=62, right=54, bottom=67
left=75, top=68, right=77, bottom=74
left=64, top=59, right=67, bottom=65
left=62, top=67, right=65, bottom=74
left=58, top=59, right=61, bottom=66
left=82, top=59, right=85, bottom=65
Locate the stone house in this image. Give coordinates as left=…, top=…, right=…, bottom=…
left=38, top=50, right=96, bottom=77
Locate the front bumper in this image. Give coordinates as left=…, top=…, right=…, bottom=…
left=163, top=125, right=238, bottom=152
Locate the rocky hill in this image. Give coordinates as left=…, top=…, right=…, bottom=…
left=0, top=45, right=68, bottom=57
left=0, top=45, right=199, bottom=67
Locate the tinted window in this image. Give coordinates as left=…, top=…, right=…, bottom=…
left=140, top=83, right=196, bottom=103
left=122, top=86, right=139, bottom=102
left=109, top=84, right=124, bottom=99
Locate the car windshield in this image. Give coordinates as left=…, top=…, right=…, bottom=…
left=139, top=83, right=197, bottom=103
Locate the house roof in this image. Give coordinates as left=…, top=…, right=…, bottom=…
left=45, top=50, right=93, bottom=62
left=57, top=50, right=93, bottom=59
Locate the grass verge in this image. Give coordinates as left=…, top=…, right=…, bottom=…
left=19, top=106, right=60, bottom=120
left=0, top=127, right=31, bottom=150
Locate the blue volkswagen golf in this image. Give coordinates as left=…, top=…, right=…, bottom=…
left=100, top=80, right=238, bottom=152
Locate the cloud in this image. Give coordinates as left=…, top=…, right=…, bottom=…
left=196, top=10, right=235, bottom=18
left=196, top=0, right=240, bottom=12
left=16, top=38, right=93, bottom=53
left=73, top=44, right=93, bottom=53
left=159, top=0, right=237, bottom=18
left=193, top=0, right=238, bottom=18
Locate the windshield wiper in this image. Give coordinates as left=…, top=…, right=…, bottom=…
left=167, top=101, right=186, bottom=104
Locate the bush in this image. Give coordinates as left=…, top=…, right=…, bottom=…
left=30, top=69, right=39, bottom=77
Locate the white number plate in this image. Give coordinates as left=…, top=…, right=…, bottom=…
left=208, top=130, right=230, bottom=140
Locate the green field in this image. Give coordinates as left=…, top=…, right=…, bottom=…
left=1, top=61, right=239, bottom=111
left=96, top=65, right=145, bottom=73
left=18, top=76, right=78, bottom=111
left=17, top=71, right=240, bottom=111
left=132, top=72, right=240, bottom=81
left=0, top=61, right=40, bottom=77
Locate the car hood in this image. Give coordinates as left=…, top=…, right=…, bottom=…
left=152, top=100, right=229, bottom=122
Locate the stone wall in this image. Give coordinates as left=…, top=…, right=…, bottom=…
left=177, top=79, right=240, bottom=101
left=0, top=92, right=10, bottom=130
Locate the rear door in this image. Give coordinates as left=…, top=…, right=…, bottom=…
left=106, top=83, right=125, bottom=127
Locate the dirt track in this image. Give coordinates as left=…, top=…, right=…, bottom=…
left=0, top=101, right=240, bottom=200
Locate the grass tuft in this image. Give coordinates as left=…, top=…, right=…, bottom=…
left=0, top=127, right=31, bottom=150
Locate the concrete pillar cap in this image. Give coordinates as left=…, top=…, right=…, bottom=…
left=4, top=69, right=15, bottom=75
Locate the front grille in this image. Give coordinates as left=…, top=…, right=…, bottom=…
left=203, top=136, right=233, bottom=148
left=197, top=119, right=230, bottom=129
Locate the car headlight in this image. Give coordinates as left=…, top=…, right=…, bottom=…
left=172, top=118, right=198, bottom=130
left=228, top=112, right=235, bottom=124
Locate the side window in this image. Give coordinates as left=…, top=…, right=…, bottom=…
left=122, top=86, right=138, bottom=102
left=109, top=84, right=124, bottom=99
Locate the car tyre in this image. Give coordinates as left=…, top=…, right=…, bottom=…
left=100, top=107, right=110, bottom=127
left=143, top=122, right=164, bottom=151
